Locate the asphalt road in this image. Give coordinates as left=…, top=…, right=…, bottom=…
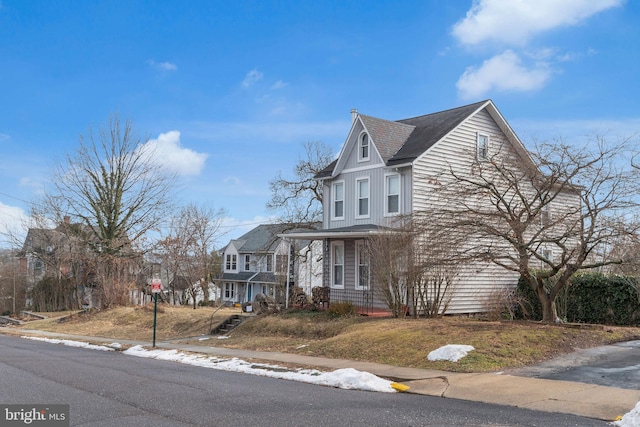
left=0, top=335, right=610, bottom=426
left=507, top=340, right=640, bottom=390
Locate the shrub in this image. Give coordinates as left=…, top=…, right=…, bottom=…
left=326, top=301, right=357, bottom=317
left=515, top=272, right=640, bottom=325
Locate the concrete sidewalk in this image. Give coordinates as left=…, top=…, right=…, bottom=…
left=6, top=328, right=640, bottom=422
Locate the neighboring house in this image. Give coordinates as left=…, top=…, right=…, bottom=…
left=216, top=223, right=320, bottom=306
left=283, top=100, right=572, bottom=314
left=19, top=216, right=96, bottom=308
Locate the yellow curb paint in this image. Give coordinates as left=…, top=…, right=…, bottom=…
left=391, top=382, right=410, bottom=392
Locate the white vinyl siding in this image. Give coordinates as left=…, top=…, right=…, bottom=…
left=412, top=108, right=520, bottom=313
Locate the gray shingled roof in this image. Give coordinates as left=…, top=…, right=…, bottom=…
left=227, top=223, right=319, bottom=253
left=360, top=114, right=415, bottom=162
left=315, top=100, right=489, bottom=177
left=389, top=100, right=487, bottom=166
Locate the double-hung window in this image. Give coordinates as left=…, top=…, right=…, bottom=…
left=332, top=181, right=344, bottom=220
left=224, top=283, right=235, bottom=299
left=244, top=255, right=251, bottom=271
left=356, top=178, right=369, bottom=218
left=225, top=254, right=237, bottom=271
left=477, top=133, right=489, bottom=161
left=355, top=241, right=369, bottom=290
left=331, top=241, right=344, bottom=288
left=385, top=174, right=400, bottom=215
left=266, top=254, right=273, bottom=272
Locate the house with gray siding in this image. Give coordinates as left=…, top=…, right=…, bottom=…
left=283, top=100, right=564, bottom=315
left=216, top=223, right=321, bottom=306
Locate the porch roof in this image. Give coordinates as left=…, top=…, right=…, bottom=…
left=218, top=271, right=278, bottom=284
left=279, top=224, right=392, bottom=240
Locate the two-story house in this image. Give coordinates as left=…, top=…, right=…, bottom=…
left=217, top=223, right=321, bottom=306
left=282, top=100, right=568, bottom=315
left=19, top=216, right=97, bottom=309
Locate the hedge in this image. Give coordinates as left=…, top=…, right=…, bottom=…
left=516, top=272, right=640, bottom=325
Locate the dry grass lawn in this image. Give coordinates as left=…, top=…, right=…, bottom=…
left=9, top=305, right=640, bottom=373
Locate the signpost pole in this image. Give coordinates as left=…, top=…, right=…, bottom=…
left=153, top=292, right=158, bottom=348
left=151, top=279, right=161, bottom=348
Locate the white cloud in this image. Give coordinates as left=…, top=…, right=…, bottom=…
left=242, top=69, right=264, bottom=88
left=457, top=50, right=551, bottom=99
left=271, top=80, right=288, bottom=90
left=142, top=131, right=208, bottom=176
left=0, top=202, right=29, bottom=247
left=453, top=0, right=623, bottom=47
left=223, top=176, right=241, bottom=186
left=148, top=60, right=178, bottom=71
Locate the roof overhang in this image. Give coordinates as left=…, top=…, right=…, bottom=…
left=279, top=224, right=394, bottom=240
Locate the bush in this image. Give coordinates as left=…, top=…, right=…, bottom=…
left=2, top=310, right=10, bottom=316
left=515, top=272, right=640, bottom=325
left=326, top=301, right=357, bottom=317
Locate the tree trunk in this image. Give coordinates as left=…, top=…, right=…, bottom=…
left=535, top=283, right=558, bottom=323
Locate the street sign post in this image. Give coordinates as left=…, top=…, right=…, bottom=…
left=151, top=279, right=161, bottom=347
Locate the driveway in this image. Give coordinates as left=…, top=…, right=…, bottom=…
left=506, top=340, right=640, bottom=390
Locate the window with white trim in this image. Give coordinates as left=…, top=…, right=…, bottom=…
left=332, top=181, right=344, bottom=220
left=359, top=132, right=370, bottom=161
left=355, top=241, right=369, bottom=290
left=477, top=133, right=489, bottom=161
left=224, top=283, right=236, bottom=299
left=356, top=178, right=369, bottom=218
left=331, top=241, right=344, bottom=288
left=225, top=254, right=237, bottom=271
left=266, top=254, right=273, bottom=272
left=385, top=174, right=400, bottom=215
left=244, top=255, right=251, bottom=271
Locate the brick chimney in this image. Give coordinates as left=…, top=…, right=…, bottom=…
left=64, top=215, right=70, bottom=224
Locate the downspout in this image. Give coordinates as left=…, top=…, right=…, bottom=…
left=285, top=239, right=291, bottom=309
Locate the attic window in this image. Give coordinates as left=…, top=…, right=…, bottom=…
left=359, top=132, right=370, bottom=161
left=477, top=133, right=489, bottom=161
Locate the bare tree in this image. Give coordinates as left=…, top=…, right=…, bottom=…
left=38, top=114, right=177, bottom=308
left=425, top=137, right=639, bottom=322
left=267, top=141, right=334, bottom=225
left=46, top=114, right=176, bottom=256
left=0, top=251, right=27, bottom=314
left=367, top=218, right=463, bottom=318
left=156, top=204, right=226, bottom=309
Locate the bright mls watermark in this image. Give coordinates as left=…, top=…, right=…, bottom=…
left=1, top=405, right=69, bottom=426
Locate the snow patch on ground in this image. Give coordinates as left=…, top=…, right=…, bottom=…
left=123, top=345, right=395, bottom=392
left=613, top=400, right=640, bottom=427
left=19, top=336, right=395, bottom=393
left=428, top=344, right=475, bottom=362
left=22, top=336, right=115, bottom=351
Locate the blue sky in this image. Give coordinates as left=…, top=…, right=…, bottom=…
left=0, top=0, right=638, bottom=246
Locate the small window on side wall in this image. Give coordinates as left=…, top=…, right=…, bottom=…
left=477, top=133, right=489, bottom=161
